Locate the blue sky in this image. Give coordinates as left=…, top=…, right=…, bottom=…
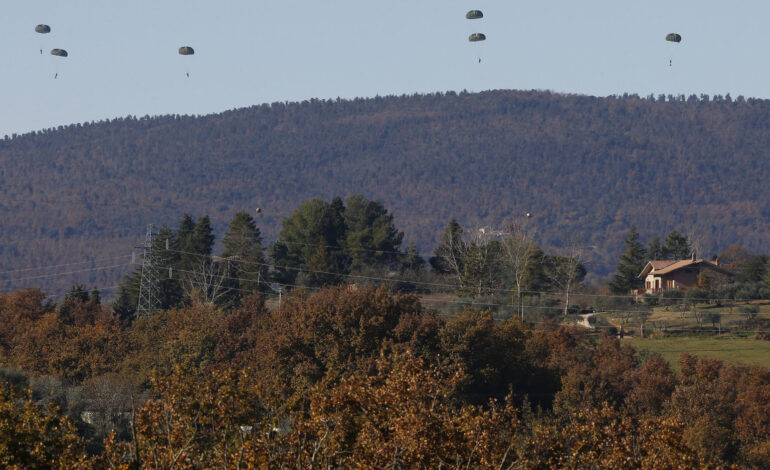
left=1, top=0, right=768, bottom=136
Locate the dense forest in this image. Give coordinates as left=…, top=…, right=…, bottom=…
left=1, top=285, right=770, bottom=468
left=1, top=90, right=768, bottom=296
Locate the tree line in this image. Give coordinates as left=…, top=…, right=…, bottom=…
left=1, top=283, right=770, bottom=467
left=110, top=196, right=599, bottom=323
left=108, top=197, right=770, bottom=326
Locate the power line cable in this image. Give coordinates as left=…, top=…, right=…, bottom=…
left=43, top=284, right=122, bottom=302
left=0, top=255, right=132, bottom=276
left=159, top=247, right=766, bottom=304
left=149, top=272, right=770, bottom=335
left=0, top=263, right=132, bottom=284
left=165, top=265, right=770, bottom=321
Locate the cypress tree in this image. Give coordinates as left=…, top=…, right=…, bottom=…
left=609, top=226, right=647, bottom=294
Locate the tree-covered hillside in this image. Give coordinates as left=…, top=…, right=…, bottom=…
left=1, top=90, right=768, bottom=295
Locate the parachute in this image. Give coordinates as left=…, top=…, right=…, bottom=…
left=35, top=25, right=52, bottom=55
left=50, top=48, right=68, bottom=57
left=468, top=33, right=486, bottom=42
left=665, top=33, right=682, bottom=66
left=466, top=10, right=483, bottom=20
left=178, top=47, right=195, bottom=77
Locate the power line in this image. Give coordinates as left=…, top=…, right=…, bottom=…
left=0, top=232, right=144, bottom=248
left=165, top=265, right=770, bottom=321
left=0, top=240, right=761, bottom=313
left=0, top=262, right=133, bottom=284
left=158, top=247, right=768, bottom=304
left=0, top=251, right=763, bottom=319
left=7, top=265, right=761, bottom=337
left=44, top=284, right=122, bottom=302
left=0, top=255, right=132, bottom=276
left=155, top=271, right=770, bottom=336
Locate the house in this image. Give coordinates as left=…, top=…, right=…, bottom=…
left=636, top=253, right=735, bottom=295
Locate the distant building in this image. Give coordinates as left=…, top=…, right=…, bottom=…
left=636, top=253, right=735, bottom=295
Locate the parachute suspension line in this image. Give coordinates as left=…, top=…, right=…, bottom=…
left=35, top=24, right=50, bottom=57
left=665, top=33, right=681, bottom=67
left=179, top=46, right=194, bottom=78
left=50, top=48, right=68, bottom=79
left=137, top=224, right=160, bottom=317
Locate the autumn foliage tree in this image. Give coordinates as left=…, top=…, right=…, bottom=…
left=283, top=352, right=522, bottom=469
left=246, top=285, right=441, bottom=397
left=2, top=283, right=770, bottom=468
left=0, top=382, right=89, bottom=469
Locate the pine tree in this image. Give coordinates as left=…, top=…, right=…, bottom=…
left=89, top=286, right=101, bottom=305
left=271, top=198, right=349, bottom=287
left=344, top=195, right=404, bottom=271
left=174, top=213, right=200, bottom=272
left=400, top=242, right=425, bottom=273
left=647, top=236, right=665, bottom=260
left=175, top=214, right=196, bottom=254
left=329, top=196, right=347, bottom=246
left=663, top=230, right=690, bottom=259
left=221, top=210, right=268, bottom=305
left=155, top=225, right=184, bottom=309
left=112, top=272, right=140, bottom=323
left=192, top=216, right=215, bottom=255
left=609, top=226, right=647, bottom=294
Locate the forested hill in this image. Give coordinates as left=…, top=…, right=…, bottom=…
left=1, top=90, right=768, bottom=296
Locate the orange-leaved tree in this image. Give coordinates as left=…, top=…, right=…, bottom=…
left=0, top=382, right=90, bottom=469
left=282, top=351, right=521, bottom=469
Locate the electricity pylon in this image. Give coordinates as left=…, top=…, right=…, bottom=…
left=136, top=224, right=160, bottom=316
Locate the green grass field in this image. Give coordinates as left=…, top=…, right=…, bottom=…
left=625, top=337, right=770, bottom=372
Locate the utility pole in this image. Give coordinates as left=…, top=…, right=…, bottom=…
left=136, top=224, right=160, bottom=316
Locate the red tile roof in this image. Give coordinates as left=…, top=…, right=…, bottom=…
left=638, top=258, right=734, bottom=278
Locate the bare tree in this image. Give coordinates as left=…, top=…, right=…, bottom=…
left=458, top=227, right=504, bottom=298
left=685, top=227, right=705, bottom=259
left=431, top=220, right=468, bottom=287
left=182, top=257, right=231, bottom=305
left=82, top=374, right=136, bottom=441
left=500, top=223, right=540, bottom=321
left=545, top=242, right=587, bottom=316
